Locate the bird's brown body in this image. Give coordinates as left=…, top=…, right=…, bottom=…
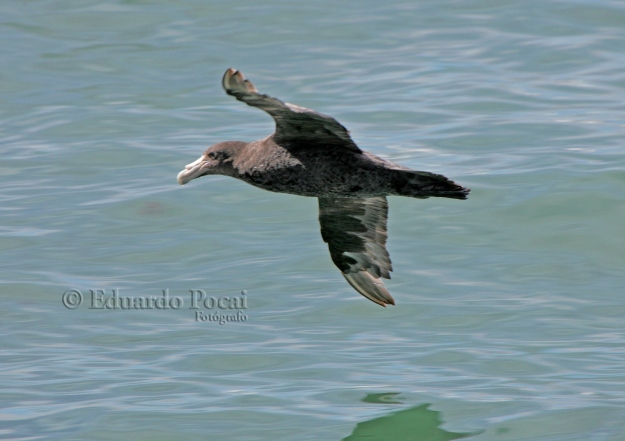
left=205, top=137, right=466, bottom=200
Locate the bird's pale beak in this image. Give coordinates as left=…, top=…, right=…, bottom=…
left=177, top=156, right=210, bottom=185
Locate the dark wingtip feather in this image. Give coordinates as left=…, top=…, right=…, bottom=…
left=222, top=68, right=258, bottom=95
left=342, top=272, right=396, bottom=307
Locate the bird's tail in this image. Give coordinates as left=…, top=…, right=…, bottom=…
left=392, top=169, right=470, bottom=200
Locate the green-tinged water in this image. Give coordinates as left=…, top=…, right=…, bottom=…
left=2, top=1, right=625, bottom=440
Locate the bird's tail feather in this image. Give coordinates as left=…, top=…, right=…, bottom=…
left=394, top=170, right=470, bottom=200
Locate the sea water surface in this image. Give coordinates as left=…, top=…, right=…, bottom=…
left=2, top=1, right=625, bottom=440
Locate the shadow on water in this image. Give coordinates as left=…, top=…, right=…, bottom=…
left=342, top=393, right=478, bottom=441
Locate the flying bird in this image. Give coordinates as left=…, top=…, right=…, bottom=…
left=177, top=68, right=469, bottom=306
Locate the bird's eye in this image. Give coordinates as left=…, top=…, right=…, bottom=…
left=208, top=152, right=217, bottom=160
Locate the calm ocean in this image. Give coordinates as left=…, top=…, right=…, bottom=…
left=2, top=1, right=625, bottom=439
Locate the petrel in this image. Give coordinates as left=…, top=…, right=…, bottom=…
left=177, top=68, right=469, bottom=306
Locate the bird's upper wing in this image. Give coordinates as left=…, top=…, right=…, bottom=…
left=222, top=68, right=361, bottom=153
left=318, top=197, right=395, bottom=307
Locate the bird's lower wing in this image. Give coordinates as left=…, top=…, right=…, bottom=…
left=318, top=197, right=395, bottom=307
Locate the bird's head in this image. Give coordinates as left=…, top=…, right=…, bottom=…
left=177, top=141, right=246, bottom=185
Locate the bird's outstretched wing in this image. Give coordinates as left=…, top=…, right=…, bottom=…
left=318, top=197, right=395, bottom=307
left=222, top=68, right=361, bottom=153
